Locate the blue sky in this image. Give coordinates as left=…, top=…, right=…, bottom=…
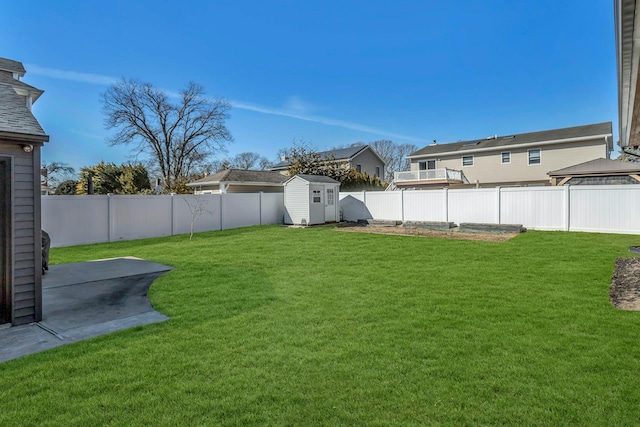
left=2, top=0, right=618, bottom=173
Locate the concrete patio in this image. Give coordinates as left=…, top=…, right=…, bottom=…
left=0, top=257, right=172, bottom=363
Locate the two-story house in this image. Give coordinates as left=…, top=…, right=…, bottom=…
left=270, top=145, right=386, bottom=180
left=394, top=122, right=613, bottom=189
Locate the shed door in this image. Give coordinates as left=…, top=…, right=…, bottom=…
left=325, top=187, right=336, bottom=222
left=0, top=159, right=9, bottom=324
left=309, top=185, right=325, bottom=224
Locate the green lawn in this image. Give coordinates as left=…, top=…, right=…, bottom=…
left=2, top=226, right=639, bottom=426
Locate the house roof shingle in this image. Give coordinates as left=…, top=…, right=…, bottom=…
left=548, top=158, right=640, bottom=176
left=0, top=57, right=26, bottom=76
left=187, top=169, right=288, bottom=186
left=409, top=122, right=613, bottom=158
left=0, top=58, right=48, bottom=140
left=0, top=84, right=47, bottom=138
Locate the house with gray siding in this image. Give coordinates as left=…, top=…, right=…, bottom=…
left=271, top=145, right=386, bottom=181
left=0, top=57, right=49, bottom=326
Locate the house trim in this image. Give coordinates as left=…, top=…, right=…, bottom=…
left=407, top=134, right=612, bottom=159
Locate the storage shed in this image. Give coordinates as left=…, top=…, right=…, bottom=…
left=284, top=174, right=340, bottom=225
left=0, top=58, right=49, bottom=326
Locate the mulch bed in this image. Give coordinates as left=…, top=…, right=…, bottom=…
left=333, top=224, right=518, bottom=242
left=610, top=257, right=640, bottom=311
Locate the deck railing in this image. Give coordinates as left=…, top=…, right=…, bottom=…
left=393, top=168, right=463, bottom=183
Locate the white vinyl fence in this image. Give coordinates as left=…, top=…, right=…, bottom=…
left=42, top=193, right=285, bottom=247
left=340, top=185, right=640, bottom=235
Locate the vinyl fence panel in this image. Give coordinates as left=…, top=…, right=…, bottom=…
left=339, top=192, right=369, bottom=222
left=110, top=195, right=173, bottom=242
left=172, top=194, right=221, bottom=235
left=365, top=192, right=402, bottom=221
left=221, top=193, right=261, bottom=229
left=260, top=193, right=285, bottom=225
left=447, top=188, right=497, bottom=224
left=41, top=195, right=110, bottom=246
left=499, top=187, right=566, bottom=230
left=403, top=189, right=447, bottom=222
left=569, top=185, right=640, bottom=234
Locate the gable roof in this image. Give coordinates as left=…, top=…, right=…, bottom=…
left=0, top=83, right=47, bottom=139
left=271, top=145, right=381, bottom=169
left=0, top=58, right=48, bottom=140
left=286, top=174, right=340, bottom=185
left=0, top=57, right=26, bottom=76
left=548, top=158, right=640, bottom=177
left=187, top=169, right=288, bottom=186
left=408, top=122, right=613, bottom=159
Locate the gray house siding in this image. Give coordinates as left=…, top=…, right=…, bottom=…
left=0, top=140, right=42, bottom=325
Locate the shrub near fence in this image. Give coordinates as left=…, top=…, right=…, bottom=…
left=339, top=185, right=640, bottom=235
left=42, top=193, right=285, bottom=248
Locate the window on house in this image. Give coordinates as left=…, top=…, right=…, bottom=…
left=501, top=152, right=511, bottom=164
left=356, top=164, right=362, bottom=173
left=375, top=166, right=380, bottom=177
left=528, top=149, right=541, bottom=165
left=419, top=160, right=436, bottom=170
left=462, top=155, right=474, bottom=167
left=312, top=190, right=322, bottom=203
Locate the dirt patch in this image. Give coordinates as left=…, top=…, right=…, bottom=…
left=333, top=224, right=518, bottom=242
left=610, top=257, right=640, bottom=311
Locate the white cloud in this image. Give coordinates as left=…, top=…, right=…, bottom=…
left=230, top=100, right=429, bottom=143
left=26, top=65, right=428, bottom=143
left=26, top=64, right=119, bottom=86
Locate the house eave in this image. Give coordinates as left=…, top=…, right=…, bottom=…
left=407, top=134, right=612, bottom=159
left=0, top=131, right=49, bottom=143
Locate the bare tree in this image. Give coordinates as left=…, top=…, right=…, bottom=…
left=102, top=78, right=233, bottom=192
left=369, top=140, right=418, bottom=182
left=181, top=194, right=215, bottom=241
left=231, top=152, right=272, bottom=170
left=41, top=161, right=75, bottom=188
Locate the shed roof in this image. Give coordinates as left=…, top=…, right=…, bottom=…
left=287, top=174, right=340, bottom=184
left=187, top=169, right=287, bottom=186
left=409, top=122, right=612, bottom=158
left=548, top=158, right=640, bottom=177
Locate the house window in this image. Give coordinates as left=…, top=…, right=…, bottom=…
left=419, top=160, right=436, bottom=170
left=312, top=190, right=322, bottom=203
left=528, top=149, right=541, bottom=165
left=356, top=164, right=362, bottom=173
left=501, top=152, right=511, bottom=164
left=375, top=166, right=380, bottom=177
left=462, top=155, right=474, bottom=167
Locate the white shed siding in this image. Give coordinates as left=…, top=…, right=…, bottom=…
left=284, top=177, right=310, bottom=224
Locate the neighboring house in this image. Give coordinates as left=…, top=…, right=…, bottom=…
left=394, top=122, right=613, bottom=189
left=187, top=169, right=288, bottom=194
left=0, top=57, right=50, bottom=326
left=615, top=0, right=640, bottom=149
left=283, top=174, right=340, bottom=225
left=548, top=158, right=640, bottom=185
left=270, top=145, right=386, bottom=180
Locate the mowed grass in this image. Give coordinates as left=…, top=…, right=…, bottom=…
left=1, top=226, right=640, bottom=426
